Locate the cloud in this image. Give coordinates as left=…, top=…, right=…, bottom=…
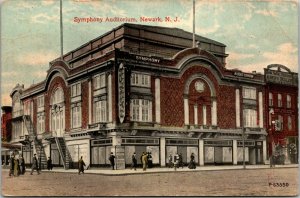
left=248, top=44, right=259, bottom=49
left=42, top=0, right=56, bottom=6
left=1, top=95, right=12, bottom=106
left=227, top=52, right=255, bottom=61
left=227, top=42, right=298, bottom=73
left=262, top=42, right=298, bottom=71
left=16, top=51, right=58, bottom=66
left=33, top=71, right=47, bottom=79
left=1, top=71, right=19, bottom=78
left=70, top=0, right=127, bottom=16
left=196, top=19, right=220, bottom=35
left=255, top=9, right=277, bottom=17
left=31, top=13, right=59, bottom=24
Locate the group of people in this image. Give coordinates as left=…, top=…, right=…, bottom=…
left=8, top=154, right=25, bottom=177
left=8, top=153, right=54, bottom=176
left=107, top=151, right=153, bottom=171
left=139, top=152, right=153, bottom=171
left=168, top=153, right=196, bottom=170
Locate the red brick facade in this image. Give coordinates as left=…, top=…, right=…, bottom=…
left=1, top=106, right=12, bottom=142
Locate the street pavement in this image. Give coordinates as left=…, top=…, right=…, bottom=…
left=2, top=164, right=298, bottom=196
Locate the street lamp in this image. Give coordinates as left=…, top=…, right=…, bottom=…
left=269, top=108, right=275, bottom=167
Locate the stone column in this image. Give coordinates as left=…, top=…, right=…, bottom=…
left=160, top=137, right=166, bottom=167
left=184, top=98, right=189, bottom=125
left=108, top=73, right=112, bottom=122
left=199, top=139, right=204, bottom=166
left=259, top=92, right=263, bottom=128
left=235, top=89, right=240, bottom=127
left=233, top=140, right=237, bottom=165
left=211, top=100, right=217, bottom=126
left=194, top=105, right=198, bottom=126
left=263, top=140, right=267, bottom=164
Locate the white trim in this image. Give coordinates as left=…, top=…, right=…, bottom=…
left=160, top=137, right=166, bottom=166
left=199, top=139, right=204, bottom=166
left=235, top=89, right=240, bottom=127
left=155, top=78, right=161, bottom=123
left=263, top=140, right=267, bottom=163
left=203, top=105, right=207, bottom=126
left=194, top=105, right=198, bottom=125
left=184, top=98, right=189, bottom=125
left=108, top=74, right=112, bottom=122
left=233, top=140, right=237, bottom=165
left=259, top=92, right=263, bottom=128
left=211, top=100, right=217, bottom=126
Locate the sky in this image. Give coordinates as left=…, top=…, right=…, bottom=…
left=0, top=0, right=298, bottom=106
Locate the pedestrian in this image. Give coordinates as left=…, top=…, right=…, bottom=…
left=131, top=152, right=137, bottom=170
left=47, top=157, right=53, bottom=170
left=188, top=153, right=196, bottom=169
left=174, top=153, right=179, bottom=171
left=19, top=155, right=25, bottom=175
left=178, top=153, right=184, bottom=168
left=168, top=154, right=173, bottom=168
left=109, top=152, right=115, bottom=170
left=142, top=152, right=148, bottom=171
left=78, top=156, right=86, bottom=174
left=14, top=156, right=20, bottom=176
left=30, top=154, right=40, bottom=175
left=147, top=152, right=153, bottom=168
left=9, top=154, right=14, bottom=177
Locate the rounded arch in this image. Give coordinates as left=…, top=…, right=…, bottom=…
left=267, top=64, right=291, bottom=73
left=50, top=87, right=65, bottom=106
left=184, top=73, right=216, bottom=97
left=45, top=67, right=68, bottom=91
left=172, top=48, right=225, bottom=80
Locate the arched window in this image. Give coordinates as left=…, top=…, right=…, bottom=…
left=50, top=87, right=65, bottom=137
left=269, top=93, right=273, bottom=106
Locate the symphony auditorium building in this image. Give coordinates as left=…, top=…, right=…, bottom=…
left=9, top=23, right=298, bottom=169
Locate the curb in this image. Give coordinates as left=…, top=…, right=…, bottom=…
left=2, top=165, right=298, bottom=176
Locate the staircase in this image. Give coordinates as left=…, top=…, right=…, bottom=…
left=23, top=115, right=47, bottom=169
left=55, top=137, right=72, bottom=169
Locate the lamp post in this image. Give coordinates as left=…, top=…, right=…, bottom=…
left=269, top=108, right=274, bottom=167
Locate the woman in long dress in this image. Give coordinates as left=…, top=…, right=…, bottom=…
left=14, top=157, right=19, bottom=176
left=188, top=153, right=196, bottom=169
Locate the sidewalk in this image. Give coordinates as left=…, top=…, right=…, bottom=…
left=11, top=164, right=296, bottom=176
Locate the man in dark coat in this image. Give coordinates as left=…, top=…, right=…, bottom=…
left=147, top=152, right=153, bottom=168
left=19, top=155, right=25, bottom=175
left=178, top=153, right=184, bottom=168
left=131, top=152, right=137, bottom=170
left=109, top=152, right=115, bottom=170
left=30, top=154, right=40, bottom=175
left=47, top=157, right=53, bottom=170
left=9, top=155, right=14, bottom=177
left=78, top=156, right=85, bottom=175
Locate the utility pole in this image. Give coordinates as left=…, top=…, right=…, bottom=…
left=242, top=126, right=246, bottom=169
left=192, top=0, right=195, bottom=48
left=60, top=0, right=63, bottom=60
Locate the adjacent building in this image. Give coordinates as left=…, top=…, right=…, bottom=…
left=1, top=106, right=18, bottom=166
left=9, top=23, right=296, bottom=169
left=264, top=64, right=298, bottom=164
